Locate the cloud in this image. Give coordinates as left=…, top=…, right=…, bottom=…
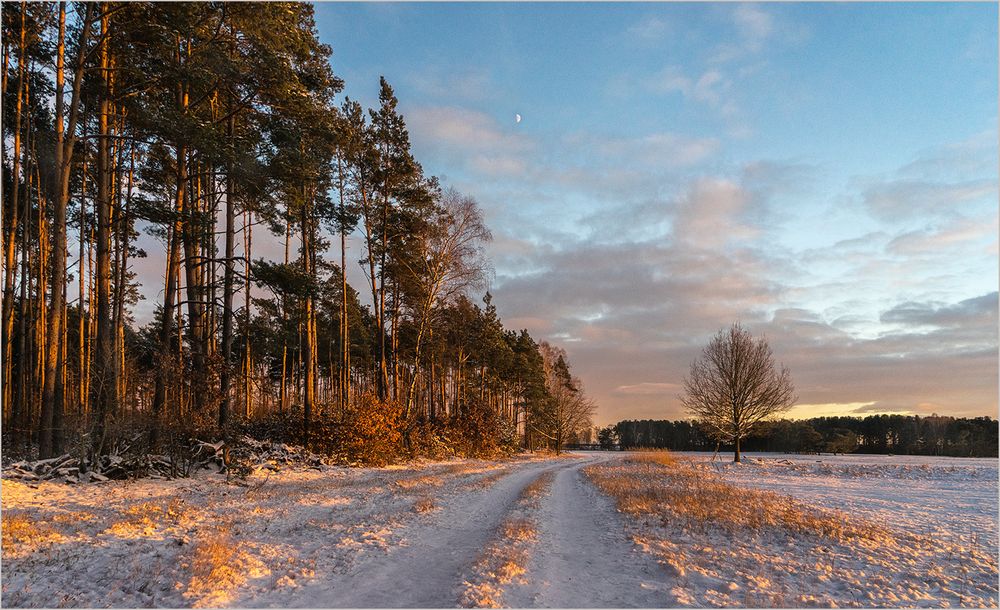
left=672, top=177, right=757, bottom=248
left=732, top=4, right=775, bottom=50
left=857, top=132, right=998, bottom=224
left=625, top=16, right=671, bottom=43
left=645, top=66, right=732, bottom=110
left=407, top=106, right=534, bottom=179
left=613, top=382, right=681, bottom=396
left=569, top=131, right=720, bottom=170
left=407, top=67, right=494, bottom=102
left=880, top=292, right=998, bottom=329
left=898, top=131, right=997, bottom=181
left=408, top=106, right=532, bottom=156
left=709, top=6, right=771, bottom=63
left=403, top=97, right=996, bottom=426
left=861, top=178, right=996, bottom=222
left=888, top=216, right=998, bottom=255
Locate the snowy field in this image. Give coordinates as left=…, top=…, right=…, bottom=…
left=592, top=451, right=998, bottom=608
left=682, top=450, right=998, bottom=551
left=2, top=451, right=997, bottom=608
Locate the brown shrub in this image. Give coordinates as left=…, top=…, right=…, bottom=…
left=446, top=401, right=518, bottom=459
left=333, top=393, right=404, bottom=466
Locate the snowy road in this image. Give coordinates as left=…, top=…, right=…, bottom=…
left=510, top=457, right=668, bottom=608
left=276, top=453, right=668, bottom=608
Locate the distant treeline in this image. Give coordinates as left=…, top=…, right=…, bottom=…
left=609, top=414, right=999, bottom=458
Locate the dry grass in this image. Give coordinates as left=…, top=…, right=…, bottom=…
left=412, top=497, right=437, bottom=514
left=104, top=499, right=189, bottom=538
left=440, top=463, right=503, bottom=476
left=519, top=471, right=555, bottom=507
left=465, top=470, right=510, bottom=491
left=395, top=474, right=444, bottom=490
left=501, top=518, right=538, bottom=543
left=630, top=449, right=679, bottom=466
left=460, top=476, right=549, bottom=608
left=461, top=541, right=533, bottom=608
left=182, top=525, right=270, bottom=608
left=460, top=581, right=505, bottom=608
left=2, top=511, right=62, bottom=557
left=585, top=456, right=892, bottom=543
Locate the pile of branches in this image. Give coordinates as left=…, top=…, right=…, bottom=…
left=1, top=436, right=330, bottom=484
left=226, top=436, right=329, bottom=477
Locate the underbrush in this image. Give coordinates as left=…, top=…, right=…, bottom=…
left=240, top=394, right=519, bottom=468
left=3, top=393, right=526, bottom=482
left=585, top=452, right=892, bottom=544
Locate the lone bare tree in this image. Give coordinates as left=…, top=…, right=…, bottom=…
left=681, top=323, right=796, bottom=462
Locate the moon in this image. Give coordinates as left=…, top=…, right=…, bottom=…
left=515, top=113, right=522, bottom=124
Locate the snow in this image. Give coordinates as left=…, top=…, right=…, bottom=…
left=683, top=451, right=998, bottom=550
left=610, top=451, right=999, bottom=608
left=3, top=451, right=997, bottom=608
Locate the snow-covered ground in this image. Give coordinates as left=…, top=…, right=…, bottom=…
left=2, top=453, right=665, bottom=608
left=3, top=451, right=997, bottom=608
left=684, top=452, right=997, bottom=540
left=595, top=451, right=999, bottom=608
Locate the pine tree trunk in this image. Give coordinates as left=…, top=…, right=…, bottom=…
left=78, top=161, right=87, bottom=415
left=91, top=6, right=115, bottom=458
left=2, top=6, right=26, bottom=427
left=219, top=114, right=236, bottom=428
left=182, top=152, right=204, bottom=412
left=41, top=3, right=70, bottom=458
left=301, top=193, right=315, bottom=442
left=337, top=155, right=349, bottom=415
left=152, top=34, right=190, bottom=444
left=243, top=207, right=252, bottom=419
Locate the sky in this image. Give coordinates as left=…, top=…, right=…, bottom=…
left=126, top=2, right=998, bottom=425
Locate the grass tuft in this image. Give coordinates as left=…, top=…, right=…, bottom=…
left=2, top=511, right=60, bottom=556
left=412, top=497, right=437, bottom=513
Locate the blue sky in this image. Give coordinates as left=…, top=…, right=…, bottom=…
left=132, top=2, right=993, bottom=426
left=308, top=2, right=998, bottom=425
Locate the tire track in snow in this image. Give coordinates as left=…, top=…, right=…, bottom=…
left=285, top=457, right=580, bottom=608
left=510, top=453, right=671, bottom=608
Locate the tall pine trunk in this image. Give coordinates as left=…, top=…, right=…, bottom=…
left=90, top=6, right=115, bottom=458
left=301, top=189, right=316, bottom=442
left=3, top=4, right=26, bottom=431
left=152, top=35, right=189, bottom=444
left=219, top=115, right=236, bottom=428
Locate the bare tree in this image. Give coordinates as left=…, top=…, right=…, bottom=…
left=400, top=189, right=492, bottom=417
left=533, top=342, right=595, bottom=454
left=681, top=323, right=796, bottom=462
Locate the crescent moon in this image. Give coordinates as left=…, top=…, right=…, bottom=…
left=515, top=113, right=522, bottom=124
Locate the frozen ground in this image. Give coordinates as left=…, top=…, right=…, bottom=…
left=2, top=451, right=997, bottom=608
left=2, top=453, right=667, bottom=608
left=597, top=451, right=999, bottom=608
left=682, top=451, right=998, bottom=549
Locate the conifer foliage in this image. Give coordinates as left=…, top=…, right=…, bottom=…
left=0, top=2, right=592, bottom=468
